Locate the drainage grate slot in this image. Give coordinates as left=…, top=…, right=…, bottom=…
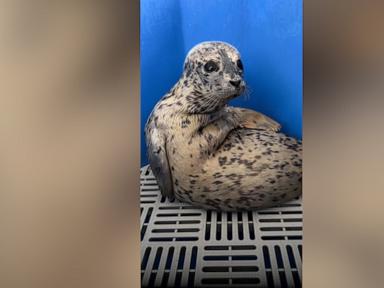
left=249, top=222, right=255, bottom=239
left=190, top=246, right=197, bottom=269
left=286, top=245, right=297, bottom=269
left=216, top=223, right=222, bottom=240
left=148, top=272, right=156, bottom=287
left=178, top=247, right=186, bottom=269
left=232, top=266, right=259, bottom=272
left=292, top=270, right=301, bottom=287
left=232, top=277, right=260, bottom=284
left=141, top=200, right=155, bottom=204
left=260, top=218, right=281, bottom=223
left=154, top=220, right=176, bottom=225
left=201, top=278, right=229, bottom=285
left=286, top=226, right=302, bottom=231
left=288, top=235, right=302, bottom=240
left=281, top=211, right=303, bottom=214
left=232, top=245, right=256, bottom=250
left=175, top=272, right=182, bottom=287
left=140, top=225, right=147, bottom=241
left=283, top=218, right=302, bottom=222
left=274, top=246, right=284, bottom=269
left=261, top=227, right=284, bottom=231
left=279, top=271, right=288, bottom=288
left=232, top=255, right=257, bottom=261
left=263, top=246, right=271, bottom=269
left=149, top=237, right=173, bottom=242
left=207, top=211, right=212, bottom=222
left=259, top=211, right=279, bottom=215
left=181, top=213, right=202, bottom=217
left=161, top=272, right=169, bottom=287
left=279, top=203, right=301, bottom=207
left=227, top=222, right=233, bottom=240
left=238, top=222, right=244, bottom=240
left=178, top=228, right=199, bottom=233
left=165, top=247, right=174, bottom=270
left=187, top=272, right=195, bottom=288
left=157, top=213, right=178, bottom=217
left=176, top=237, right=198, bottom=241
left=266, top=271, right=274, bottom=287
left=180, top=220, right=200, bottom=224
left=141, top=247, right=151, bottom=270
left=144, top=208, right=153, bottom=224
left=141, top=194, right=158, bottom=198
left=159, top=206, right=181, bottom=210
left=203, top=266, right=229, bottom=272
left=205, top=245, right=229, bottom=251
left=262, top=236, right=285, bottom=240
left=152, top=247, right=163, bottom=270
left=205, top=223, right=211, bottom=241
left=152, top=228, right=174, bottom=233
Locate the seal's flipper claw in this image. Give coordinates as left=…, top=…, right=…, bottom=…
left=232, top=108, right=281, bottom=132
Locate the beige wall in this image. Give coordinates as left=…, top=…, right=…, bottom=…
left=304, top=1, right=384, bottom=287
left=0, top=1, right=140, bottom=287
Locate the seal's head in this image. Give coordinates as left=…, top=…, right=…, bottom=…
left=181, top=41, right=246, bottom=113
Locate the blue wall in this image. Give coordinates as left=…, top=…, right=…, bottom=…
left=141, top=0, right=302, bottom=165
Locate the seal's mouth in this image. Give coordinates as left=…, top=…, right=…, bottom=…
left=227, top=84, right=246, bottom=100
left=238, top=84, right=246, bottom=94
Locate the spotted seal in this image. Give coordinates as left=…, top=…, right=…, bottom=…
left=145, top=41, right=302, bottom=211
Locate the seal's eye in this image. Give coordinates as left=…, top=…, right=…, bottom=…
left=237, top=59, right=244, bottom=71
left=204, top=60, right=219, bottom=73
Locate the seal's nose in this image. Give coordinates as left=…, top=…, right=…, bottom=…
left=229, top=80, right=241, bottom=88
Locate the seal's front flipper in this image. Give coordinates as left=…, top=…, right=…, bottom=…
left=232, top=107, right=281, bottom=132
left=146, top=129, right=175, bottom=200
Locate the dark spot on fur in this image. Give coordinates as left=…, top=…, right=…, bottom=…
left=218, top=156, right=227, bottom=166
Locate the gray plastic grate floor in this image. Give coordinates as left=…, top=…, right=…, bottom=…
left=140, top=165, right=302, bottom=288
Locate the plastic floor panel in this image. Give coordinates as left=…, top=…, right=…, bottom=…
left=140, top=165, right=302, bottom=288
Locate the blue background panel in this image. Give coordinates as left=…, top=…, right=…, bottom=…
left=141, top=0, right=302, bottom=165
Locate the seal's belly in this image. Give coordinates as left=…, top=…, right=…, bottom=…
left=173, top=129, right=302, bottom=210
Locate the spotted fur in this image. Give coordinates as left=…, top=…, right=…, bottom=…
left=145, top=41, right=302, bottom=211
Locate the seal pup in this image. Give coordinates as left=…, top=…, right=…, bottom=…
left=145, top=41, right=302, bottom=211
